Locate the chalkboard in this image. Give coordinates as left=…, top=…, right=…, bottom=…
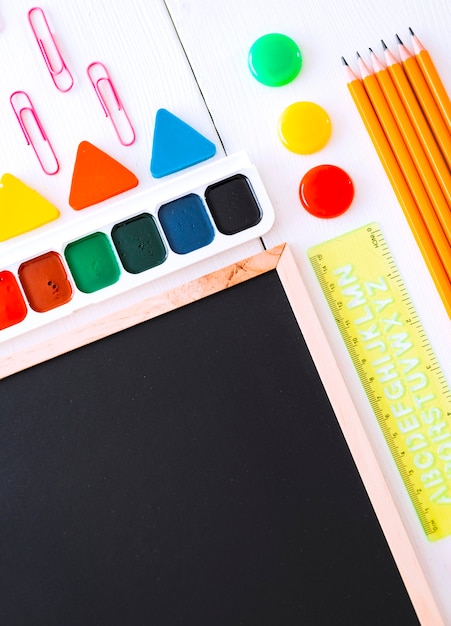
left=0, top=245, right=419, bottom=625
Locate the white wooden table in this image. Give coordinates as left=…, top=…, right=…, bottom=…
left=1, top=1, right=450, bottom=623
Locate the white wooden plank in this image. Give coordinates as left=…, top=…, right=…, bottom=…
left=166, top=0, right=451, bottom=622
left=0, top=0, right=265, bottom=356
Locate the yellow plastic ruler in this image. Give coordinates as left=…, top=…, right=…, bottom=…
left=309, top=223, right=451, bottom=541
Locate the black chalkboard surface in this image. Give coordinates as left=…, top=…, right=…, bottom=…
left=0, top=253, right=419, bottom=625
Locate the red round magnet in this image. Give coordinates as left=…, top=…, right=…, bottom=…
left=299, top=164, right=354, bottom=218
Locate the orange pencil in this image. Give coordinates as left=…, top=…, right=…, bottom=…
left=342, top=57, right=451, bottom=315
left=370, top=48, right=451, bottom=244
left=397, top=34, right=451, bottom=170
left=357, top=52, right=451, bottom=279
left=382, top=41, right=451, bottom=208
left=409, top=27, right=451, bottom=133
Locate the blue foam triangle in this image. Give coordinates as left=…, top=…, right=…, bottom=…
left=150, top=108, right=216, bottom=178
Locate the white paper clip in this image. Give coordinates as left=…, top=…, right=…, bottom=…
left=10, top=91, right=60, bottom=175
left=28, top=7, right=74, bottom=93
left=87, top=61, right=136, bottom=146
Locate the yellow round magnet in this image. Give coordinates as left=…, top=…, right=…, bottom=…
left=277, top=102, right=332, bottom=154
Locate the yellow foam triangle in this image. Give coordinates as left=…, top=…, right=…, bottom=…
left=0, top=173, right=60, bottom=242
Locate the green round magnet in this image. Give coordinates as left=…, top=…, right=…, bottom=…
left=248, top=33, right=302, bottom=87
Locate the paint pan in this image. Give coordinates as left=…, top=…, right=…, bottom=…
left=65, top=233, right=120, bottom=293
left=205, top=174, right=263, bottom=235
left=111, top=214, right=167, bottom=274
left=0, top=271, right=27, bottom=330
left=159, top=194, right=215, bottom=254
left=18, top=251, right=73, bottom=312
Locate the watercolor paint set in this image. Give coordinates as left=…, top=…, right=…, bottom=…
left=0, top=7, right=277, bottom=344
left=0, top=151, right=275, bottom=342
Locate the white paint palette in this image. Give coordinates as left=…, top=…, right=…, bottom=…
left=0, top=152, right=274, bottom=342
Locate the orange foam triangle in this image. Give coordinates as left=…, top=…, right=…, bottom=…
left=69, top=141, right=139, bottom=210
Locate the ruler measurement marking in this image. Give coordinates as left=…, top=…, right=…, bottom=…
left=309, top=224, right=451, bottom=541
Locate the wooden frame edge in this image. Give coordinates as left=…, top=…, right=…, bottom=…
left=0, top=244, right=284, bottom=380
left=276, top=245, right=444, bottom=626
left=0, top=242, right=443, bottom=624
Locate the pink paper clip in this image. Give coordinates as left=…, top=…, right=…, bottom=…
left=87, top=61, right=136, bottom=146
left=28, top=7, right=74, bottom=93
left=10, top=91, right=60, bottom=175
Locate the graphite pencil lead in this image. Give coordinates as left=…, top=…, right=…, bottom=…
left=384, top=43, right=398, bottom=66
left=397, top=37, right=412, bottom=62
left=370, top=48, right=385, bottom=72
left=396, top=33, right=403, bottom=45
left=408, top=26, right=415, bottom=36
left=410, top=31, right=425, bottom=54
left=356, top=53, right=371, bottom=78
left=381, top=40, right=388, bottom=51
left=342, top=59, right=358, bottom=82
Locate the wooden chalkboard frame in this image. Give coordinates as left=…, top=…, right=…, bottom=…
left=0, top=243, right=441, bottom=624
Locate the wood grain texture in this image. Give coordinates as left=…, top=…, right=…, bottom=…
left=166, top=2, right=451, bottom=622
left=0, top=1, right=450, bottom=621
left=0, top=0, right=264, bottom=365
left=0, top=244, right=284, bottom=380
left=2, top=241, right=444, bottom=624
left=0, top=239, right=442, bottom=626
left=165, top=0, right=451, bottom=349
left=276, top=245, right=445, bottom=626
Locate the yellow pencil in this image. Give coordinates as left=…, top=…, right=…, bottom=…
left=397, top=35, right=451, bottom=170
left=409, top=27, right=451, bottom=133
left=342, top=57, right=451, bottom=315
left=382, top=41, right=451, bottom=208
left=369, top=48, right=451, bottom=244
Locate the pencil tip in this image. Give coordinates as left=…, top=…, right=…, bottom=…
left=396, top=33, right=403, bottom=44
left=408, top=26, right=415, bottom=36
left=381, top=39, right=387, bottom=50
left=368, top=47, right=374, bottom=54
left=356, top=51, right=361, bottom=59
left=341, top=56, right=348, bottom=66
